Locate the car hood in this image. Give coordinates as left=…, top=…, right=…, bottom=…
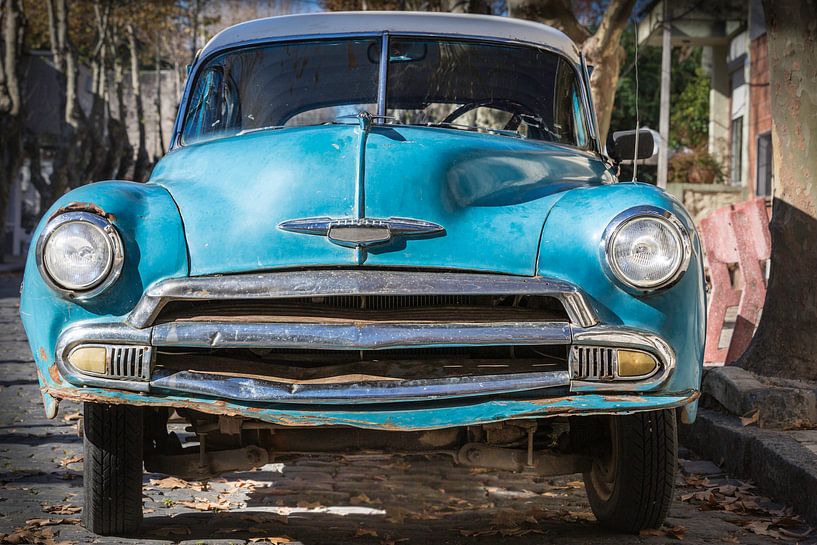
left=150, top=125, right=611, bottom=276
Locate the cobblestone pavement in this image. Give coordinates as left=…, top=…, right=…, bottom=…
left=0, top=273, right=814, bottom=544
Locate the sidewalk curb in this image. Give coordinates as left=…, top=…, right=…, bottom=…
left=680, top=408, right=817, bottom=526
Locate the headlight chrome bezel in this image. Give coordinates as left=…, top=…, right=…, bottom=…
left=602, top=206, right=692, bottom=293
left=36, top=211, right=124, bottom=299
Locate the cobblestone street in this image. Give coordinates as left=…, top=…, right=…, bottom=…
left=0, top=274, right=814, bottom=545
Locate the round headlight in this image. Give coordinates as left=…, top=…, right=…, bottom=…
left=605, top=209, right=690, bottom=290
left=37, top=211, right=123, bottom=297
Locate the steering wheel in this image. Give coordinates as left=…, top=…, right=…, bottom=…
left=442, top=99, right=532, bottom=132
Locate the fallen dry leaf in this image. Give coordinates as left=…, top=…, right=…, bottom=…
left=350, top=493, right=381, bottom=505
left=40, top=503, right=81, bottom=515
left=740, top=409, right=759, bottom=427
left=61, top=412, right=81, bottom=423
left=1, top=526, right=65, bottom=545
left=639, top=525, right=687, bottom=540
left=232, top=479, right=269, bottom=490
left=177, top=496, right=233, bottom=511
left=55, top=455, right=82, bottom=468
left=354, top=528, right=378, bottom=537
left=148, top=476, right=205, bottom=491
left=24, top=518, right=80, bottom=528
left=248, top=537, right=295, bottom=544
left=240, top=513, right=289, bottom=525
left=0, top=517, right=81, bottom=545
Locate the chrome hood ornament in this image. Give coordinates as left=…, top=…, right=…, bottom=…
left=278, top=216, right=444, bottom=248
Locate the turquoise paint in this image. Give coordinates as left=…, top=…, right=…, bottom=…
left=20, top=182, right=188, bottom=394
left=536, top=182, right=706, bottom=396
left=151, top=125, right=611, bottom=276
left=20, top=124, right=704, bottom=428
left=46, top=383, right=696, bottom=431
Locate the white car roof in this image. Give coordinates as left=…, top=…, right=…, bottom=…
left=200, top=11, right=580, bottom=63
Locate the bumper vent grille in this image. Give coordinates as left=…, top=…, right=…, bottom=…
left=570, top=346, right=616, bottom=381
left=109, top=346, right=152, bottom=381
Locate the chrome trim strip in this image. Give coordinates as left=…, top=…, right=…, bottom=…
left=579, top=51, right=600, bottom=153
left=376, top=32, right=389, bottom=118
left=277, top=216, right=445, bottom=248
left=36, top=211, right=125, bottom=300
left=127, top=271, right=599, bottom=329
left=569, top=325, right=675, bottom=393
left=54, top=319, right=675, bottom=401
left=150, top=369, right=572, bottom=404
left=55, top=324, right=152, bottom=392
left=150, top=321, right=572, bottom=350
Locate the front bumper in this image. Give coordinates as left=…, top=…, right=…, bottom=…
left=50, top=270, right=691, bottom=424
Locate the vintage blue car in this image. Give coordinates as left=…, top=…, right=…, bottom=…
left=20, top=11, right=705, bottom=536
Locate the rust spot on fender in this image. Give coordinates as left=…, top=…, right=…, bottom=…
left=48, top=364, right=62, bottom=384
left=52, top=202, right=116, bottom=222
left=529, top=397, right=568, bottom=406
left=38, top=347, right=48, bottom=362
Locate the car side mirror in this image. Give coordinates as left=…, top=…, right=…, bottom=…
left=607, top=128, right=659, bottom=164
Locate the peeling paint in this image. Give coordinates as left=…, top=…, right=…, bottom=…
left=52, top=201, right=116, bottom=222
left=44, top=384, right=698, bottom=431
left=48, top=363, right=61, bottom=384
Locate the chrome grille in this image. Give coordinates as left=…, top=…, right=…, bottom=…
left=570, top=345, right=616, bottom=381
left=308, top=294, right=473, bottom=310
left=154, top=294, right=570, bottom=324
left=108, top=346, right=152, bottom=381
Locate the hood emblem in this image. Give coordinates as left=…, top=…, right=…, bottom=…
left=278, top=217, right=444, bottom=248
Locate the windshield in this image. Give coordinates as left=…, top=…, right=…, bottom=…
left=180, top=36, right=590, bottom=147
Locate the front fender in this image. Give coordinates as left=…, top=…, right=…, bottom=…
left=536, top=182, right=706, bottom=396
left=20, top=181, right=188, bottom=412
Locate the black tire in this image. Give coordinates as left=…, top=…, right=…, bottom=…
left=583, top=409, right=677, bottom=533
left=82, top=402, right=144, bottom=536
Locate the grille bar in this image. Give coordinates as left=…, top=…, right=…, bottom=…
left=107, top=346, right=152, bottom=381
left=570, top=345, right=616, bottom=381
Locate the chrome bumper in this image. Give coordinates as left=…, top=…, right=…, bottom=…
left=55, top=271, right=676, bottom=404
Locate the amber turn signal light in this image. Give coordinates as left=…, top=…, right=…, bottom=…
left=67, top=346, right=107, bottom=374
left=616, top=349, right=657, bottom=377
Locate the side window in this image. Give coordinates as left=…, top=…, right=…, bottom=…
left=552, top=59, right=590, bottom=149
left=571, top=86, right=588, bottom=148
left=182, top=66, right=241, bottom=144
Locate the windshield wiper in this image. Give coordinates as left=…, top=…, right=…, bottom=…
left=236, top=125, right=287, bottom=136
left=331, top=112, right=403, bottom=126
left=422, top=122, right=523, bottom=139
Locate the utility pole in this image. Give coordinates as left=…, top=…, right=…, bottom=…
left=657, top=0, right=671, bottom=189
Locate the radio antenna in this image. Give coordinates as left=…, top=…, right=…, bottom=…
left=631, top=17, right=640, bottom=182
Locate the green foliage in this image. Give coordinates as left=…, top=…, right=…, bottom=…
left=669, top=66, right=710, bottom=149
left=611, top=27, right=709, bottom=150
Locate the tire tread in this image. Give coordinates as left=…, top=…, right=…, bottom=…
left=585, top=409, right=677, bottom=533
left=83, top=402, right=143, bottom=535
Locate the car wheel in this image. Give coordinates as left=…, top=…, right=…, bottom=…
left=583, top=409, right=677, bottom=533
left=82, top=402, right=144, bottom=535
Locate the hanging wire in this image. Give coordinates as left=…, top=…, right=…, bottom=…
left=632, top=16, right=640, bottom=182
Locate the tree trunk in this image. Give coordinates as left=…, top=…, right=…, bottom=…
left=0, top=0, right=25, bottom=261
left=154, top=37, right=165, bottom=160
left=739, top=1, right=817, bottom=381
left=582, top=0, right=635, bottom=144
left=110, top=31, right=133, bottom=180
left=45, top=0, right=86, bottom=202
left=127, top=22, right=149, bottom=182
left=88, top=0, right=112, bottom=182
left=506, top=0, right=590, bottom=44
